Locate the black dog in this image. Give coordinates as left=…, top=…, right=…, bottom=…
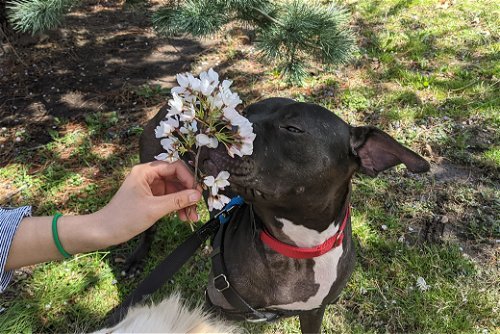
left=136, top=97, right=430, bottom=333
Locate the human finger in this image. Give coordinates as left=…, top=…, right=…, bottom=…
left=187, top=205, right=199, bottom=221
left=178, top=208, right=188, bottom=221
left=153, top=189, right=202, bottom=217
left=145, top=161, right=196, bottom=190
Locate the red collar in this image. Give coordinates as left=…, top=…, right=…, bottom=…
left=259, top=206, right=350, bottom=259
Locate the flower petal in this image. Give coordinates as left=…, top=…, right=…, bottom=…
left=217, top=171, right=230, bottom=180
left=203, top=176, right=215, bottom=187
left=195, top=134, right=210, bottom=147
left=167, top=93, right=184, bottom=116
left=207, top=196, right=215, bottom=211
left=154, top=153, right=169, bottom=161
left=208, top=68, right=219, bottom=84
left=176, top=73, right=189, bottom=87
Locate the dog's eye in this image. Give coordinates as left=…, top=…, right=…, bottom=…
left=280, top=125, right=304, bottom=134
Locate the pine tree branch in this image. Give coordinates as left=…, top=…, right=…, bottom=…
left=249, top=5, right=283, bottom=27
left=7, top=0, right=77, bottom=34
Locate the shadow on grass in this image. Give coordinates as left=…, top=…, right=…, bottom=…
left=0, top=0, right=214, bottom=165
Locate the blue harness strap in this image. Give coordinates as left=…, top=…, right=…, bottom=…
left=218, top=196, right=244, bottom=224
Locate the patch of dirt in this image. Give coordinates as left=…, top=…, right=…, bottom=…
left=415, top=160, right=499, bottom=264
left=430, top=161, right=473, bottom=182
left=1, top=0, right=218, bottom=154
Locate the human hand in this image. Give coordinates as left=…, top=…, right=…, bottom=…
left=95, top=161, right=202, bottom=247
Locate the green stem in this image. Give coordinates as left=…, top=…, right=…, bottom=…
left=175, top=129, right=188, bottom=143
left=193, top=145, right=202, bottom=189
left=195, top=117, right=211, bottom=128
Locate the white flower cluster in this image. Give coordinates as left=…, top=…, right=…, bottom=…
left=154, top=68, right=255, bottom=211
left=204, top=171, right=231, bottom=211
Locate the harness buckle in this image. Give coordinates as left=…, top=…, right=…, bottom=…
left=213, top=274, right=230, bottom=292
left=247, top=310, right=281, bottom=323
left=246, top=316, right=268, bottom=323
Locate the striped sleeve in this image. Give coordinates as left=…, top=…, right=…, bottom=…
left=0, top=206, right=32, bottom=293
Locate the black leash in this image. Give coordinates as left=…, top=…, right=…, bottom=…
left=105, top=198, right=243, bottom=327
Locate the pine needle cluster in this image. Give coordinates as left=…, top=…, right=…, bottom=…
left=153, top=0, right=356, bottom=84
left=6, top=0, right=357, bottom=84
left=257, top=1, right=356, bottom=83
left=7, top=0, right=75, bottom=34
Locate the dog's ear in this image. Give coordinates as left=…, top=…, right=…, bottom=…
left=350, top=126, right=430, bottom=176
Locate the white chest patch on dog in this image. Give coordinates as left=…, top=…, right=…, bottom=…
left=278, top=217, right=340, bottom=248
left=268, top=217, right=343, bottom=311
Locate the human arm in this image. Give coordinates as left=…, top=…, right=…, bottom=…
left=3, top=161, right=202, bottom=272
left=0, top=206, right=31, bottom=292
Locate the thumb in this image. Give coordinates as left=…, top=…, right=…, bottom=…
left=156, top=189, right=202, bottom=214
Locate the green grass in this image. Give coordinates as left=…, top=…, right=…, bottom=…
left=0, top=253, right=117, bottom=333
left=1, top=0, right=498, bottom=332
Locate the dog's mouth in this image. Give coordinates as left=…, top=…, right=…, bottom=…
left=200, top=146, right=251, bottom=177
left=198, top=147, right=269, bottom=202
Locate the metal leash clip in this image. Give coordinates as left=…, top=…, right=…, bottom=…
left=196, top=196, right=244, bottom=240
left=216, top=196, right=244, bottom=224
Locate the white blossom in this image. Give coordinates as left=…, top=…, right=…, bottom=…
left=219, top=79, right=242, bottom=108
left=155, top=151, right=179, bottom=163
left=207, top=193, right=231, bottom=211
left=176, top=73, right=189, bottom=88
left=167, top=93, right=184, bottom=117
left=180, top=104, right=196, bottom=122
left=207, top=93, right=224, bottom=109
left=153, top=69, right=255, bottom=210
left=171, top=86, right=184, bottom=95
left=180, top=120, right=198, bottom=134
left=227, top=119, right=255, bottom=157
left=220, top=88, right=242, bottom=108
left=239, top=140, right=254, bottom=156
left=196, top=133, right=218, bottom=149
left=237, top=119, right=255, bottom=136
left=222, top=106, right=240, bottom=123
left=171, top=73, right=190, bottom=96
left=201, top=68, right=219, bottom=85
left=200, top=77, right=217, bottom=96
left=187, top=73, right=201, bottom=92
left=199, top=68, right=219, bottom=96
left=221, top=79, right=232, bottom=90
left=228, top=145, right=242, bottom=158
left=228, top=137, right=254, bottom=157
left=160, top=137, right=179, bottom=152
left=155, top=117, right=179, bottom=138
left=203, top=171, right=230, bottom=196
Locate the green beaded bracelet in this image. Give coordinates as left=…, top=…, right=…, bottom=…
left=52, top=213, right=72, bottom=259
